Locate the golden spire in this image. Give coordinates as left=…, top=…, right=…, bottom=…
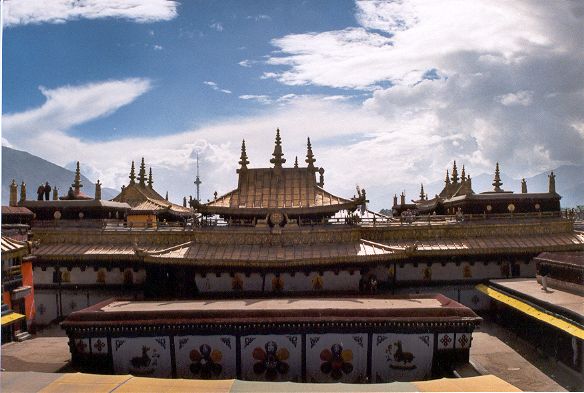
left=305, top=137, right=316, bottom=170
left=147, top=167, right=153, bottom=188
left=451, top=161, right=459, bottom=183
left=138, top=157, right=147, bottom=186
left=129, top=161, right=136, bottom=184
left=492, top=162, right=503, bottom=192
left=270, top=128, right=286, bottom=168
left=72, top=161, right=83, bottom=193
left=237, top=139, right=249, bottom=172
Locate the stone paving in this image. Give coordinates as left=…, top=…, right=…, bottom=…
left=471, top=318, right=582, bottom=392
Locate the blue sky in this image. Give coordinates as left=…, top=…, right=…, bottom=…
left=3, top=0, right=361, bottom=140
left=2, top=0, right=584, bottom=207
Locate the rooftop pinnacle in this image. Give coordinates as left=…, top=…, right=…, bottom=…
left=270, top=128, right=286, bottom=168
left=238, top=139, right=249, bottom=172
left=305, top=137, right=316, bottom=170
left=138, top=157, right=147, bottom=186
left=451, top=161, right=459, bottom=184
left=129, top=161, right=136, bottom=184
left=492, top=162, right=503, bottom=192
left=72, top=161, right=83, bottom=193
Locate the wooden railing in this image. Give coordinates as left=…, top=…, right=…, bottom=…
left=30, top=210, right=568, bottom=231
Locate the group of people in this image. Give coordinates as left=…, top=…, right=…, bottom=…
left=36, top=181, right=52, bottom=201
left=400, top=209, right=415, bottom=224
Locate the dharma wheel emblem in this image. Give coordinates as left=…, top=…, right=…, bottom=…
left=268, top=210, right=285, bottom=227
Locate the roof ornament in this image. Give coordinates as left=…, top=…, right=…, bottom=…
left=95, top=180, right=102, bottom=200
left=521, top=178, right=527, bottom=193
left=548, top=171, right=556, bottom=194
left=129, top=161, right=136, bottom=184
left=20, top=181, right=27, bottom=202
left=147, top=167, right=153, bottom=188
left=165, top=191, right=169, bottom=201
left=451, top=161, right=459, bottom=184
left=461, top=165, right=466, bottom=182
left=194, top=152, right=202, bottom=202
left=270, top=128, right=286, bottom=168
left=419, top=183, right=425, bottom=201
left=9, top=179, right=17, bottom=206
left=237, top=139, right=249, bottom=172
left=306, top=137, right=316, bottom=170
left=445, top=169, right=451, bottom=185
left=294, top=156, right=299, bottom=168
left=492, top=162, right=503, bottom=192
left=138, top=157, right=147, bottom=186
left=72, top=161, right=83, bottom=194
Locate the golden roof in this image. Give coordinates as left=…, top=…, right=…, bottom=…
left=207, top=167, right=351, bottom=210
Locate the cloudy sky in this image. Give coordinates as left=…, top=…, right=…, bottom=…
left=2, top=0, right=584, bottom=208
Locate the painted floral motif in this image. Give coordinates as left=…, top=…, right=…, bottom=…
left=320, top=343, right=353, bottom=380
left=252, top=341, right=289, bottom=380
left=189, top=344, right=223, bottom=379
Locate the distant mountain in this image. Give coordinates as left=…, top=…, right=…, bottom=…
left=1, top=146, right=118, bottom=205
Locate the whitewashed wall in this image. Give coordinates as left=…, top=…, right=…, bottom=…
left=240, top=334, right=302, bottom=382
left=195, top=271, right=360, bottom=292
left=112, top=336, right=172, bottom=378
left=306, top=333, right=368, bottom=383
left=34, top=290, right=59, bottom=325
left=174, top=335, right=236, bottom=379
left=372, top=333, right=434, bottom=382
left=33, top=267, right=146, bottom=285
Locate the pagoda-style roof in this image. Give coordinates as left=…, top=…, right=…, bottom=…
left=128, top=197, right=192, bottom=217
left=192, top=130, right=365, bottom=219
left=112, top=157, right=191, bottom=217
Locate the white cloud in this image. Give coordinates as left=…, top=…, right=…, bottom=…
left=4, top=0, right=179, bottom=27
left=153, top=44, right=163, bottom=51
left=3, top=79, right=151, bottom=136
left=246, top=14, right=271, bottom=22
left=497, top=90, right=533, bottom=106
left=203, top=81, right=232, bottom=94
left=265, top=1, right=567, bottom=89
left=238, top=60, right=253, bottom=68
left=209, top=22, right=224, bottom=32
left=239, top=95, right=272, bottom=104
left=259, top=0, right=584, bottom=181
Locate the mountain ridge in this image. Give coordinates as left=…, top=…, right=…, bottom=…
left=1, top=146, right=118, bottom=205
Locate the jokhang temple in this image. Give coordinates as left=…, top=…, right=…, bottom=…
left=3, top=129, right=584, bottom=382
